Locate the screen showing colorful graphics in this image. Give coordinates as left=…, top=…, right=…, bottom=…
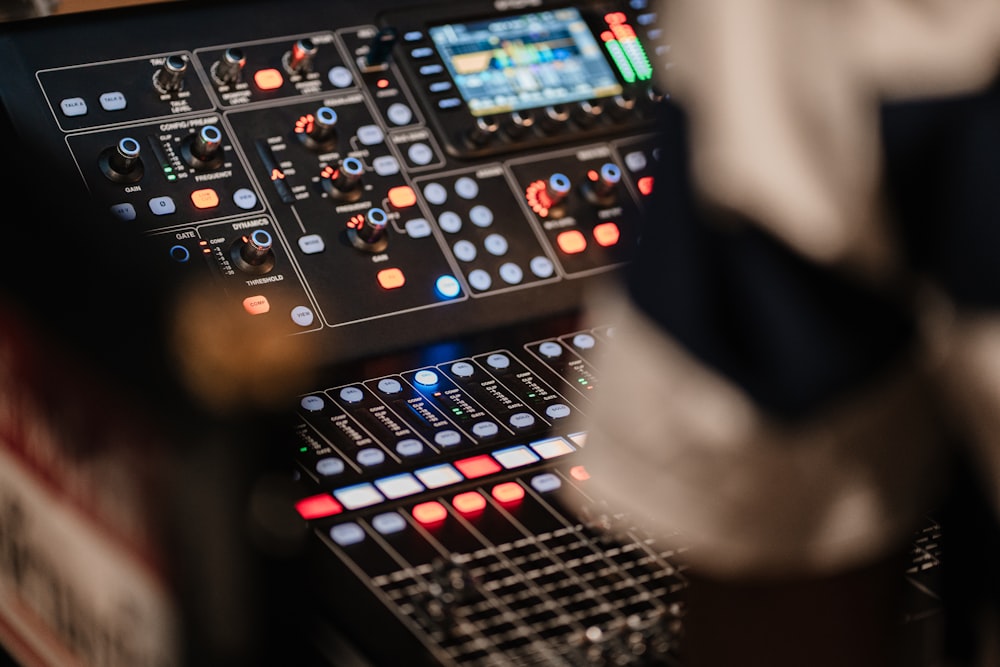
left=428, top=8, right=624, bottom=117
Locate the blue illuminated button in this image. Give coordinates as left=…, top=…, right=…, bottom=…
left=99, top=91, right=127, bottom=111
left=410, top=47, right=434, bottom=59
left=472, top=421, right=499, bottom=438
left=396, top=439, right=425, bottom=457
left=419, top=64, right=444, bottom=76
left=485, top=354, right=510, bottom=370
left=493, top=445, right=540, bottom=469
left=291, top=306, right=315, bottom=327
left=357, top=448, right=386, bottom=467
left=438, top=211, right=462, bottom=233
left=334, top=483, right=384, bottom=510
left=469, top=205, right=493, bottom=227
left=423, top=182, right=448, bottom=205
left=484, top=234, right=508, bottom=256
left=300, top=395, right=325, bottom=411
left=169, top=245, right=190, bottom=263
left=546, top=404, right=572, bottom=420
left=538, top=342, right=563, bottom=358
left=468, top=270, right=491, bottom=291
left=499, top=263, right=523, bottom=284
left=435, top=430, right=461, bottom=447
left=327, top=65, right=353, bottom=88
left=408, top=143, right=434, bottom=165
left=330, top=522, right=365, bottom=546
left=530, top=256, right=555, bottom=278
left=377, top=378, right=403, bottom=394
left=435, top=275, right=461, bottom=299
left=60, top=97, right=87, bottom=117
left=374, top=473, right=424, bottom=499
left=573, top=333, right=596, bottom=350
left=414, top=370, right=438, bottom=386
left=111, top=203, right=136, bottom=220
left=387, top=103, right=413, bottom=126
left=371, top=512, right=407, bottom=535
left=233, top=188, right=258, bottom=210
left=339, top=386, right=365, bottom=403
left=454, top=177, right=479, bottom=200
left=404, top=218, right=431, bottom=238
left=298, top=234, right=325, bottom=254
left=530, top=473, right=562, bottom=493
left=453, top=240, right=477, bottom=262
left=509, top=412, right=536, bottom=430
left=316, top=457, right=345, bottom=476
left=148, top=196, right=176, bottom=216
left=414, top=463, right=463, bottom=489
left=450, top=361, right=475, bottom=377
left=357, top=125, right=384, bottom=145
left=373, top=155, right=400, bottom=176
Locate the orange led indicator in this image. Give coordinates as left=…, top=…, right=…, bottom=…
left=190, top=188, right=220, bottom=209
left=569, top=465, right=591, bottom=481
left=491, top=482, right=525, bottom=504
left=453, top=455, right=502, bottom=479
left=556, top=230, right=587, bottom=254
left=376, top=78, right=390, bottom=89
left=452, top=491, right=487, bottom=515
left=387, top=185, right=417, bottom=209
left=253, top=68, right=284, bottom=90
left=295, top=494, right=343, bottom=519
left=412, top=501, right=448, bottom=525
left=593, top=222, right=620, bottom=247
left=377, top=268, right=406, bottom=290
left=242, top=295, right=270, bottom=315
left=638, top=176, right=654, bottom=196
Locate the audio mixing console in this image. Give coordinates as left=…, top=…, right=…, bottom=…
left=0, top=1, right=943, bottom=666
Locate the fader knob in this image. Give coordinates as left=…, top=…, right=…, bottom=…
left=320, top=156, right=364, bottom=202
left=182, top=125, right=225, bottom=170
left=100, top=137, right=144, bottom=183
left=362, top=26, right=398, bottom=71
left=296, top=106, right=338, bottom=151
left=231, top=228, right=276, bottom=274
left=154, top=55, right=188, bottom=93
left=346, top=206, right=389, bottom=253
left=212, top=47, right=246, bottom=85
left=284, top=38, right=317, bottom=74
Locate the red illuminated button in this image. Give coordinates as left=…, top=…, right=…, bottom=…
left=491, top=482, right=525, bottom=504
left=638, top=176, right=654, bottom=196
left=295, top=494, right=343, bottom=519
left=243, top=295, right=270, bottom=314
left=569, top=465, right=591, bottom=481
left=377, top=268, right=406, bottom=290
left=556, top=230, right=587, bottom=254
left=253, top=68, right=284, bottom=90
left=191, top=188, right=220, bottom=209
left=593, top=222, right=620, bottom=247
left=387, top=185, right=417, bottom=209
left=452, top=491, right=487, bottom=515
left=453, top=455, right=502, bottom=479
left=412, top=500, right=448, bottom=525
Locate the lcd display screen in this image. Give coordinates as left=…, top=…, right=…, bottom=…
left=428, top=8, right=624, bottom=116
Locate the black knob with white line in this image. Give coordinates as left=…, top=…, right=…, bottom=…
left=284, top=38, right=318, bottom=74
left=154, top=55, right=188, bottom=93
left=182, top=125, right=225, bottom=170
left=231, top=228, right=276, bottom=274
left=296, top=106, right=338, bottom=152
left=346, top=207, right=389, bottom=253
left=320, top=156, right=364, bottom=202
left=212, top=48, right=246, bottom=86
left=99, top=137, right=144, bottom=183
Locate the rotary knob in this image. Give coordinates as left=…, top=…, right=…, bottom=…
left=182, top=125, right=225, bottom=170
left=100, top=137, right=144, bottom=183
left=572, top=100, right=604, bottom=127
left=231, top=228, right=276, bottom=274
left=212, top=47, right=246, bottom=86
left=346, top=207, right=389, bottom=253
left=539, top=104, right=571, bottom=134
left=466, top=115, right=499, bottom=148
left=284, top=38, right=317, bottom=74
left=503, top=110, right=535, bottom=139
left=582, top=162, right=622, bottom=206
left=154, top=55, right=188, bottom=93
left=320, top=156, right=364, bottom=202
left=296, top=106, right=338, bottom=151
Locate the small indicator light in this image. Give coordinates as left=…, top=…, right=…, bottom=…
left=638, top=176, right=654, bottom=196
left=376, top=78, right=390, bottom=89
left=453, top=455, right=502, bottom=479
left=569, top=465, right=590, bottom=481
left=387, top=185, right=417, bottom=209
left=253, top=68, right=284, bottom=90
left=435, top=275, right=461, bottom=299
left=377, top=268, right=406, bottom=290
